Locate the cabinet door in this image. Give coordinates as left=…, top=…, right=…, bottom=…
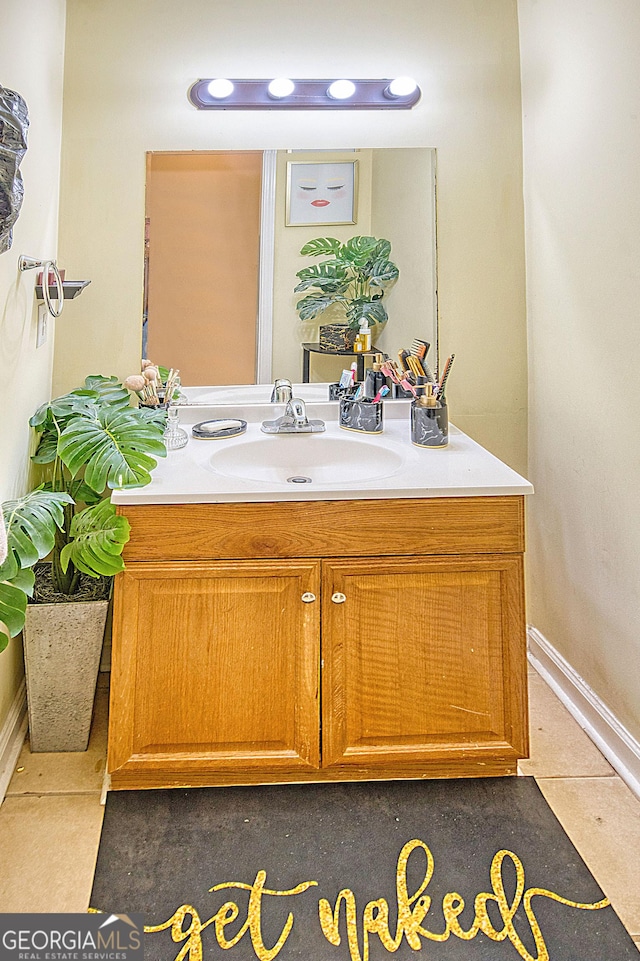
left=108, top=560, right=320, bottom=786
left=321, top=555, right=528, bottom=773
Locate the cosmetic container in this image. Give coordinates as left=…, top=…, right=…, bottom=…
left=370, top=360, right=387, bottom=397
left=411, top=399, right=448, bottom=447
left=356, top=319, right=372, bottom=352
left=339, top=397, right=384, bottom=433
left=163, top=407, right=189, bottom=450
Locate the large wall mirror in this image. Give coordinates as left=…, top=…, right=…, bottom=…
left=144, top=147, right=437, bottom=387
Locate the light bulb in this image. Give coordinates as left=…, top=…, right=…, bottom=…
left=207, top=78, right=234, bottom=99
left=268, top=78, right=295, bottom=99
left=327, top=80, right=356, bottom=100
left=386, top=76, right=418, bottom=98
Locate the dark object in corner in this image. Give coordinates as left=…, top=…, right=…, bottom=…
left=0, top=85, right=29, bottom=254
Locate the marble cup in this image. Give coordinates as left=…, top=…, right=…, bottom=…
left=339, top=397, right=384, bottom=433
left=411, top=400, right=448, bottom=448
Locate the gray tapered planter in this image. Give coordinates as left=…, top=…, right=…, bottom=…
left=23, top=599, right=108, bottom=752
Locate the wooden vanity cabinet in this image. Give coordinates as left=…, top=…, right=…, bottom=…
left=108, top=497, right=529, bottom=790
left=108, top=560, right=321, bottom=787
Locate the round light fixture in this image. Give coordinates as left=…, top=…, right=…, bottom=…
left=327, top=80, right=356, bottom=100
left=385, top=76, right=418, bottom=98
left=207, top=78, right=234, bottom=99
left=268, top=78, right=295, bottom=99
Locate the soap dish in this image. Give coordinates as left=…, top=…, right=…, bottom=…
left=192, top=418, right=247, bottom=440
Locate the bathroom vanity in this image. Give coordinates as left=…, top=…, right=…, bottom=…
left=107, top=396, right=533, bottom=791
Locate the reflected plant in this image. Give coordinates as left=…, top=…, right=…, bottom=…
left=295, top=235, right=399, bottom=331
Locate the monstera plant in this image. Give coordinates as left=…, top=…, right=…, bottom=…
left=0, top=375, right=166, bottom=652
left=295, top=235, right=399, bottom=331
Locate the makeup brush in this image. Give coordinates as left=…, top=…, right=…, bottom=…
left=398, top=349, right=410, bottom=372
left=164, top=368, right=177, bottom=402
left=406, top=355, right=426, bottom=380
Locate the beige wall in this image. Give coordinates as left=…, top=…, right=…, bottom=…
left=519, top=1, right=640, bottom=741
left=57, top=0, right=527, bottom=476
left=0, top=0, right=66, bottom=727
left=371, top=148, right=437, bottom=366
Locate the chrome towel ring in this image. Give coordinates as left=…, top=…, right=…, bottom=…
left=18, top=254, right=64, bottom=317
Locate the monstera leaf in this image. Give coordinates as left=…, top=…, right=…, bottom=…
left=60, top=499, right=130, bottom=578
left=296, top=293, right=346, bottom=322
left=345, top=298, right=389, bottom=328
left=58, top=406, right=166, bottom=492
left=0, top=489, right=73, bottom=570
left=299, top=237, right=342, bottom=257
left=340, top=236, right=379, bottom=264
left=30, top=389, right=100, bottom=430
left=366, top=259, right=400, bottom=288
left=0, top=489, right=74, bottom=650
left=0, top=582, right=26, bottom=651
left=294, top=262, right=350, bottom=294
left=30, top=376, right=132, bottom=464
left=82, top=375, right=131, bottom=408
left=31, top=392, right=102, bottom=465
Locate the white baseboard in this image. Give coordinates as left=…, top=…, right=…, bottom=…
left=0, top=679, right=28, bottom=806
left=528, top=625, right=640, bottom=801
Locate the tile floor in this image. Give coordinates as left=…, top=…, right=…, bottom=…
left=0, top=666, right=639, bottom=952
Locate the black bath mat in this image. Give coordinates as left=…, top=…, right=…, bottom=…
left=91, top=777, right=637, bottom=960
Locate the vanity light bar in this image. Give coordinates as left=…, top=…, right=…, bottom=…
left=188, top=78, right=421, bottom=110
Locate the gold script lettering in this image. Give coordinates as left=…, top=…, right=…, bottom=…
left=317, top=840, right=610, bottom=961
left=144, top=840, right=609, bottom=961
left=145, top=874, right=317, bottom=961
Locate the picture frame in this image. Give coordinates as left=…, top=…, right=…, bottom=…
left=286, top=160, right=358, bottom=227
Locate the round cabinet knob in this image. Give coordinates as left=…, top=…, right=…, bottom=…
left=301, top=592, right=316, bottom=603
left=331, top=592, right=347, bottom=604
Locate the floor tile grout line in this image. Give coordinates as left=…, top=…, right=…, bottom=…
left=531, top=773, right=619, bottom=781
left=534, top=773, right=632, bottom=783
left=3, top=790, right=104, bottom=799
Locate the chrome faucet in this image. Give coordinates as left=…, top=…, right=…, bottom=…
left=261, top=392, right=325, bottom=433
left=270, top=378, right=293, bottom=404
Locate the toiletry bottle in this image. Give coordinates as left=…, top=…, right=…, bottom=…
left=358, top=319, right=372, bottom=352
left=425, top=383, right=438, bottom=407
left=370, top=355, right=385, bottom=395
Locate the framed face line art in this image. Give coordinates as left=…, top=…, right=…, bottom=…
left=286, top=160, right=358, bottom=226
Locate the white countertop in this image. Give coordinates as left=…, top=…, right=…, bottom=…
left=112, top=400, right=533, bottom=505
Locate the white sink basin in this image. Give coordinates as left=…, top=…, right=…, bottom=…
left=207, top=434, right=404, bottom=485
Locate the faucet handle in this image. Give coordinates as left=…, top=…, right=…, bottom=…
left=287, top=398, right=307, bottom=426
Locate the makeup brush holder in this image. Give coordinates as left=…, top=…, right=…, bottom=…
left=139, top=388, right=169, bottom=410
left=339, top=397, right=384, bottom=433
left=411, top=400, right=448, bottom=448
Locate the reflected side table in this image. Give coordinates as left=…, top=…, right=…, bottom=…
left=301, top=343, right=378, bottom=383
